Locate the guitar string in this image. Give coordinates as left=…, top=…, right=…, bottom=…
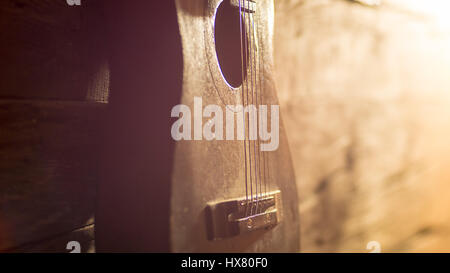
left=249, top=6, right=259, bottom=215
left=251, top=12, right=260, bottom=213
left=253, top=10, right=264, bottom=212
left=250, top=2, right=263, bottom=214
left=246, top=2, right=252, bottom=215
left=238, top=0, right=249, bottom=213
left=262, top=36, right=269, bottom=201
left=256, top=9, right=267, bottom=202
left=243, top=0, right=253, bottom=216
left=246, top=0, right=254, bottom=216
left=252, top=10, right=262, bottom=210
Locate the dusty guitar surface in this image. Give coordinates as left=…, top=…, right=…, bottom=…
left=171, top=0, right=299, bottom=252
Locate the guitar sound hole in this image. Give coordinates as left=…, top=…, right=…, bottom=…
left=214, top=1, right=248, bottom=89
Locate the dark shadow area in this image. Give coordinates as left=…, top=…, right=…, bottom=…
left=95, top=0, right=183, bottom=252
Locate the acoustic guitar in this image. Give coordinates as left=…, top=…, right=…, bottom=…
left=96, top=0, right=299, bottom=253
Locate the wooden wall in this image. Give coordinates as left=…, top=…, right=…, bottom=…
left=0, top=0, right=108, bottom=101
left=0, top=0, right=107, bottom=252
left=275, top=0, right=450, bottom=252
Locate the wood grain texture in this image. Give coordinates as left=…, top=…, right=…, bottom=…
left=0, top=0, right=109, bottom=101
left=10, top=224, right=95, bottom=253
left=274, top=0, right=450, bottom=252
left=0, top=99, right=104, bottom=252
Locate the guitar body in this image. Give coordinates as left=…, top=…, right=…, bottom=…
left=171, top=0, right=299, bottom=252
left=96, top=0, right=298, bottom=253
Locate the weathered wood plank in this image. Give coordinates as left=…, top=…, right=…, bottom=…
left=0, top=99, right=104, bottom=251
left=274, top=0, right=450, bottom=252
left=0, top=0, right=109, bottom=101
left=11, top=224, right=95, bottom=253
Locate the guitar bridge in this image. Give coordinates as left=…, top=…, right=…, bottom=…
left=205, top=191, right=281, bottom=240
